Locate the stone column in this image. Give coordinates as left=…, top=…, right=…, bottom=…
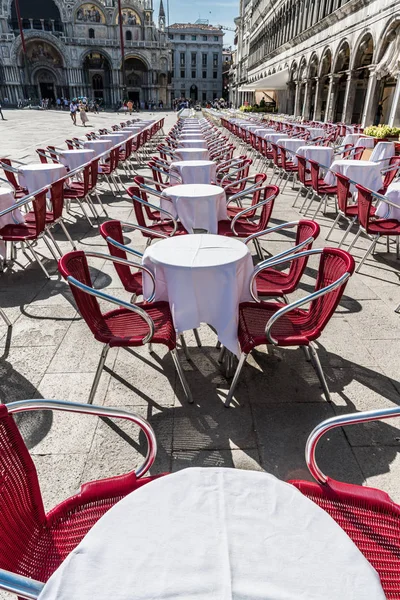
left=293, top=80, right=301, bottom=116
left=342, top=70, right=356, bottom=124
left=312, top=77, right=321, bottom=120
left=302, top=79, right=311, bottom=119
left=388, top=71, right=400, bottom=127
left=40, top=19, right=45, bottom=30
left=325, top=74, right=339, bottom=122
left=361, top=70, right=378, bottom=127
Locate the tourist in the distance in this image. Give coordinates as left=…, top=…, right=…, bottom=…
left=70, top=100, right=77, bottom=125
left=79, top=102, right=89, bottom=127
left=0, top=102, right=5, bottom=121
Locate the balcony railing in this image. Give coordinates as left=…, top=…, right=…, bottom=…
left=9, top=18, right=63, bottom=33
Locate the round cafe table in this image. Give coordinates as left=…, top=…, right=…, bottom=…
left=179, top=132, right=205, bottom=139
left=83, top=139, right=113, bottom=157
left=324, top=159, right=383, bottom=192
left=99, top=133, right=125, bottom=145
left=375, top=181, right=400, bottom=220
left=179, top=139, right=208, bottom=149
left=160, top=183, right=227, bottom=234
left=58, top=149, right=95, bottom=171
left=18, top=163, right=67, bottom=193
left=169, top=160, right=217, bottom=185
left=296, top=145, right=334, bottom=167
left=142, top=234, right=253, bottom=354
left=37, top=468, right=385, bottom=600
left=175, top=147, right=209, bottom=161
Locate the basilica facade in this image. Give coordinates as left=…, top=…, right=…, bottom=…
left=0, top=0, right=171, bottom=106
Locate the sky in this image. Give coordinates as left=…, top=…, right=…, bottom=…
left=159, top=0, right=238, bottom=47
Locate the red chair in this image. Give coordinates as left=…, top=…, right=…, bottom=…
left=127, top=185, right=187, bottom=241
left=218, top=185, right=279, bottom=259
left=0, top=190, right=55, bottom=278
left=25, top=179, right=76, bottom=252
left=290, top=406, right=400, bottom=599
left=0, top=398, right=158, bottom=593
left=100, top=147, right=122, bottom=196
left=99, top=220, right=146, bottom=301
left=133, top=175, right=164, bottom=221
left=224, top=248, right=355, bottom=407
left=347, top=184, right=400, bottom=273
left=63, top=163, right=99, bottom=227
left=220, top=158, right=252, bottom=196
left=226, top=173, right=267, bottom=218
left=0, top=158, right=28, bottom=199
left=293, top=155, right=313, bottom=209
left=378, top=156, right=400, bottom=195
left=250, top=220, right=320, bottom=301
left=58, top=250, right=192, bottom=403
left=325, top=172, right=358, bottom=246
left=303, top=159, right=337, bottom=219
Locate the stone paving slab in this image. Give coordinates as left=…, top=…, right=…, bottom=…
left=0, top=108, right=400, bottom=595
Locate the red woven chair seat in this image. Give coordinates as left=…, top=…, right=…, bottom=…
left=291, top=478, right=400, bottom=600
left=367, top=219, right=400, bottom=235
left=238, top=301, right=318, bottom=353
left=217, top=219, right=261, bottom=236
left=0, top=222, right=38, bottom=241
left=96, top=301, right=176, bottom=349
left=255, top=269, right=293, bottom=296
left=25, top=211, right=56, bottom=225
left=318, top=184, right=337, bottom=194
left=142, top=222, right=187, bottom=237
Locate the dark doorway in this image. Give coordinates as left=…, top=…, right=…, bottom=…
left=190, top=84, right=198, bottom=102
left=128, top=91, right=140, bottom=103
left=40, top=82, right=54, bottom=101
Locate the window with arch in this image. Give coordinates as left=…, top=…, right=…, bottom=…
left=126, top=30, right=132, bottom=41
left=89, top=28, right=95, bottom=39
left=92, top=74, right=103, bottom=91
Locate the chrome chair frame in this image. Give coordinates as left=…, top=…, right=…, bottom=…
left=225, top=248, right=352, bottom=407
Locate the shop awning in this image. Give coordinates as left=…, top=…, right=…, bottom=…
left=239, top=68, right=289, bottom=92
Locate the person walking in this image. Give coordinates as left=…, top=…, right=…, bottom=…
left=0, top=102, right=4, bottom=120
left=70, top=100, right=77, bottom=125
left=79, top=102, right=89, bottom=127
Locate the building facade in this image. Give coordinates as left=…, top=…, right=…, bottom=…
left=233, top=0, right=400, bottom=127
left=169, top=22, right=224, bottom=104
left=0, top=0, right=171, bottom=106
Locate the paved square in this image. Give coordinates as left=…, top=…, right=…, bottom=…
left=0, top=107, right=400, bottom=530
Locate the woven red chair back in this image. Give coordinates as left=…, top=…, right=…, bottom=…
left=0, top=158, right=21, bottom=191
left=36, top=149, right=48, bottom=164
left=47, top=146, right=59, bottom=164
left=0, top=404, right=46, bottom=574
left=132, top=176, right=156, bottom=221
left=382, top=156, right=400, bottom=191
left=127, top=185, right=148, bottom=227
left=149, top=161, right=166, bottom=192
left=89, top=159, right=99, bottom=190
left=305, top=248, right=355, bottom=338
left=335, top=172, right=351, bottom=213
left=99, top=220, right=134, bottom=290
left=31, top=191, right=47, bottom=237
left=49, top=180, right=65, bottom=221
left=309, top=160, right=323, bottom=194
left=58, top=251, right=103, bottom=334
left=284, top=220, right=321, bottom=288
left=297, top=156, right=309, bottom=185
left=342, top=144, right=353, bottom=158
left=290, top=477, right=400, bottom=599
left=255, top=185, right=279, bottom=231
left=355, top=184, right=375, bottom=231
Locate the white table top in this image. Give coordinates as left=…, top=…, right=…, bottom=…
left=38, top=468, right=385, bottom=600
left=175, top=148, right=209, bottom=161
left=160, top=185, right=227, bottom=234
left=58, top=149, right=95, bottom=171
left=18, top=163, right=67, bottom=193
left=169, top=160, right=216, bottom=185
left=324, top=159, right=383, bottom=192
left=375, top=181, right=400, bottom=220
left=0, top=186, right=24, bottom=229
left=83, top=139, right=113, bottom=157
left=370, top=141, right=396, bottom=164
left=179, top=139, right=208, bottom=149
left=297, top=145, right=334, bottom=167
left=143, top=235, right=253, bottom=353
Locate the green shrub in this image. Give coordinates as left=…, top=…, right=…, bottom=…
left=364, top=125, right=400, bottom=138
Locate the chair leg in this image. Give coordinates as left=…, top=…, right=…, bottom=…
left=0, top=307, right=11, bottom=327
left=347, top=229, right=361, bottom=253
left=224, top=352, right=248, bottom=407
left=179, top=334, right=191, bottom=361
left=395, top=302, right=400, bottom=314
left=218, top=345, right=226, bottom=363
left=94, top=190, right=109, bottom=217
left=45, top=229, right=63, bottom=257
left=193, top=328, right=202, bottom=347
left=253, top=237, right=264, bottom=260
left=302, top=345, right=311, bottom=362
left=25, top=242, right=51, bottom=278
left=338, top=217, right=357, bottom=248
left=311, top=195, right=326, bottom=220
left=59, top=220, right=77, bottom=250
left=42, top=235, right=60, bottom=261
left=356, top=236, right=379, bottom=273
left=89, top=343, right=109, bottom=404
left=325, top=213, right=341, bottom=241
left=170, top=348, right=193, bottom=403
left=309, top=342, right=331, bottom=402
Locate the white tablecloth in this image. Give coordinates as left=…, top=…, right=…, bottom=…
left=169, top=160, right=217, bottom=186
left=375, top=181, right=400, bottom=220
left=297, top=145, right=334, bottom=167
left=278, top=138, right=308, bottom=164
left=83, top=139, right=113, bottom=157
left=355, top=137, right=375, bottom=149
left=99, top=134, right=125, bottom=146
left=342, top=133, right=363, bottom=146
left=160, top=184, right=227, bottom=234
left=0, top=187, right=24, bottom=257
left=306, top=127, right=325, bottom=139
left=58, top=149, right=95, bottom=171
left=18, top=163, right=67, bottom=193
left=179, top=132, right=205, bottom=139
left=143, top=235, right=253, bottom=354
left=265, top=133, right=291, bottom=144
left=179, top=139, right=208, bottom=149
left=37, top=467, right=385, bottom=600
left=370, top=141, right=396, bottom=164
left=324, top=159, right=383, bottom=192
left=175, top=148, right=209, bottom=161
